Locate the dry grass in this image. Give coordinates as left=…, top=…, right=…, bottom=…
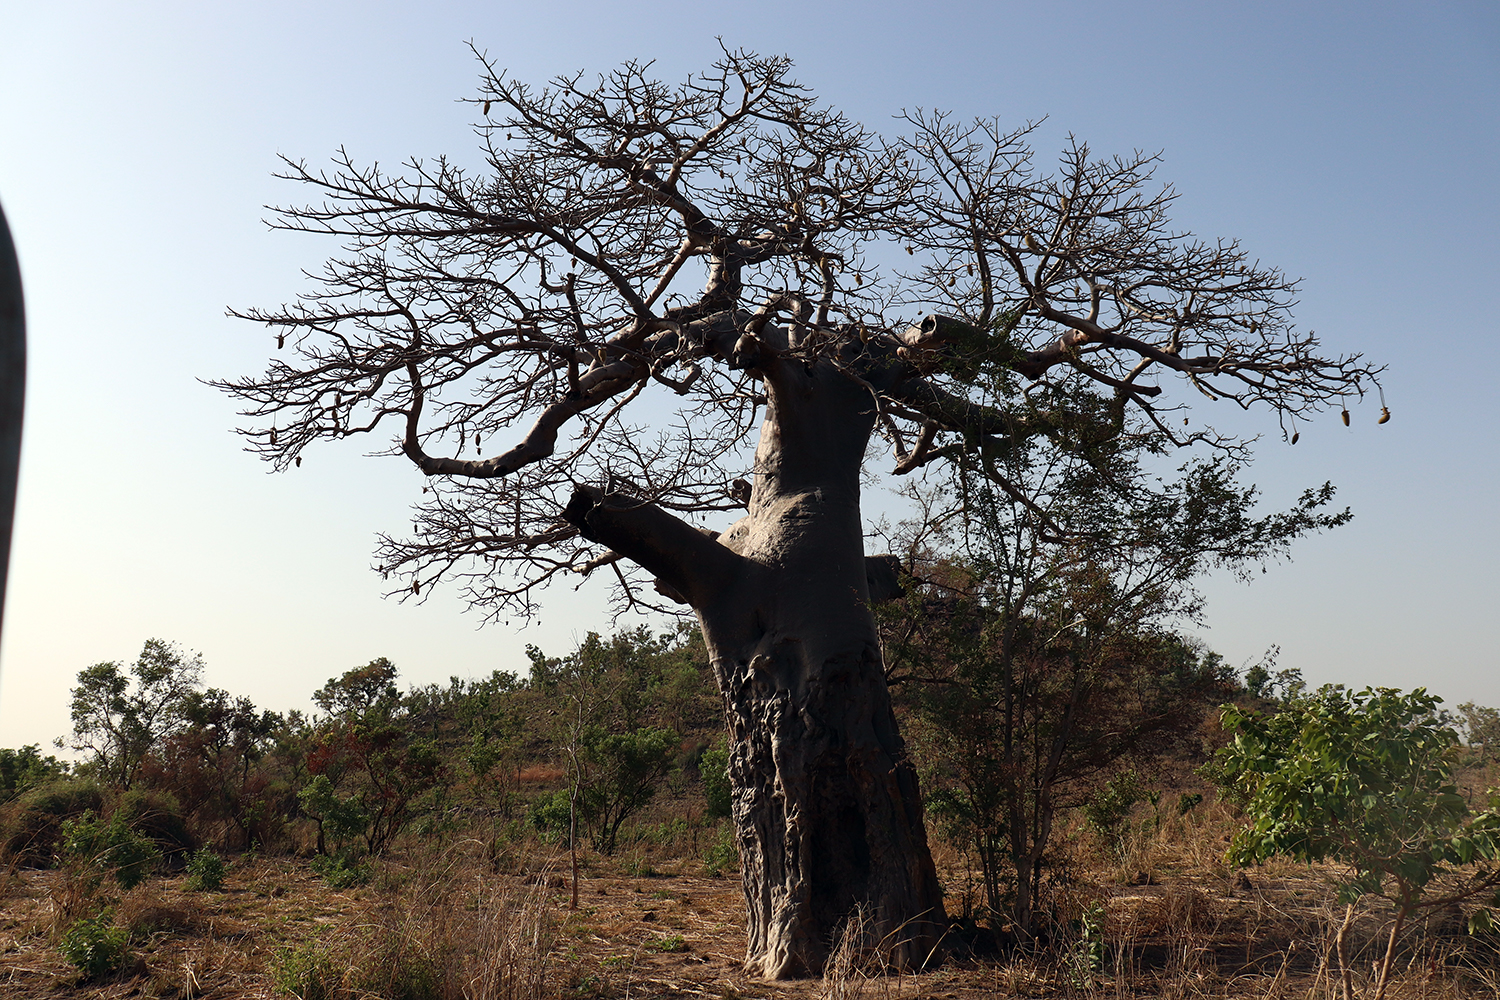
left=1, top=806, right=1499, bottom=999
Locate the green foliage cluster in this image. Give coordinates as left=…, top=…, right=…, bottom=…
left=1212, top=686, right=1500, bottom=1000
left=59, top=911, right=129, bottom=980
left=270, top=940, right=340, bottom=1000
left=59, top=811, right=159, bottom=892
left=702, top=823, right=738, bottom=878
left=309, top=849, right=374, bottom=889
left=0, top=745, right=68, bottom=805
left=1083, top=772, right=1151, bottom=860
left=700, top=741, right=731, bottom=819
left=1215, top=687, right=1500, bottom=900
left=184, top=848, right=226, bottom=891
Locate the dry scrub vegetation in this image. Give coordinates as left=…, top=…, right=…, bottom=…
left=11, top=635, right=1500, bottom=997
left=5, top=788, right=1500, bottom=1000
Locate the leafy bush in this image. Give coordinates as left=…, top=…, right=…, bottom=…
left=298, top=773, right=371, bottom=856
left=570, top=726, right=678, bottom=855
left=702, top=823, right=738, bottom=877
left=309, top=849, right=373, bottom=889
left=527, top=787, right=577, bottom=843
left=1083, top=771, right=1148, bottom=859
left=270, top=940, right=340, bottom=1000
left=59, top=911, right=129, bottom=980
left=59, top=812, right=159, bottom=891
left=0, top=745, right=68, bottom=805
left=700, top=741, right=731, bottom=819
left=1214, top=686, right=1500, bottom=1000
left=184, top=848, right=225, bottom=891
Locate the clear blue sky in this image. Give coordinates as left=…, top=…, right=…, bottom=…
left=1, top=1, right=1496, bottom=751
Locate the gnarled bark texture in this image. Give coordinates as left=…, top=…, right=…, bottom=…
left=566, top=353, right=945, bottom=978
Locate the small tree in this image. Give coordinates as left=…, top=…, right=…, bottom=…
left=140, top=688, right=281, bottom=849
left=64, top=639, right=203, bottom=789
left=882, top=413, right=1342, bottom=935
left=0, top=745, right=68, bottom=805
left=313, top=658, right=400, bottom=720
left=1456, top=702, right=1500, bottom=763
left=1213, top=687, right=1500, bottom=1000
left=578, top=725, right=679, bottom=854
left=301, top=659, right=444, bottom=855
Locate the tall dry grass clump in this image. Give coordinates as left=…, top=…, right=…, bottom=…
left=271, top=839, right=557, bottom=1000
left=818, top=903, right=951, bottom=1000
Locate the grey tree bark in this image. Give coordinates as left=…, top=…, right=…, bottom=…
left=565, top=353, right=945, bottom=977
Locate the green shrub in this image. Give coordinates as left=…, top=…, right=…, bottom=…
left=1214, top=686, right=1500, bottom=1000
left=702, top=823, right=738, bottom=877
left=270, top=940, right=340, bottom=1000
left=1083, top=771, right=1147, bottom=859
left=527, top=788, right=578, bottom=843
left=700, top=741, right=731, bottom=819
left=59, top=812, right=159, bottom=891
left=59, top=911, right=129, bottom=980
left=298, top=774, right=371, bottom=855
left=581, top=726, right=679, bottom=854
left=0, top=745, right=69, bottom=805
left=184, top=848, right=225, bottom=891
left=310, top=849, right=373, bottom=889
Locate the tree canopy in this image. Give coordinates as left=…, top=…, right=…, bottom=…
left=214, top=46, right=1380, bottom=618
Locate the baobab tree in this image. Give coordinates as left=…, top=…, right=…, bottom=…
left=216, top=47, right=1381, bottom=977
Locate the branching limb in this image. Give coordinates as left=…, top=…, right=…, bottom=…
left=562, top=486, right=747, bottom=608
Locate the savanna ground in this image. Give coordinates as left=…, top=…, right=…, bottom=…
left=6, top=790, right=1500, bottom=1000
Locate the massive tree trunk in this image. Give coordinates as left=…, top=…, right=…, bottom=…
left=565, top=353, right=946, bottom=978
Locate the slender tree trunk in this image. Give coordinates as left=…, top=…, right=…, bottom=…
left=567, top=705, right=582, bottom=910
left=566, top=355, right=945, bottom=977
left=1373, top=904, right=1408, bottom=1000
left=1336, top=902, right=1355, bottom=1000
